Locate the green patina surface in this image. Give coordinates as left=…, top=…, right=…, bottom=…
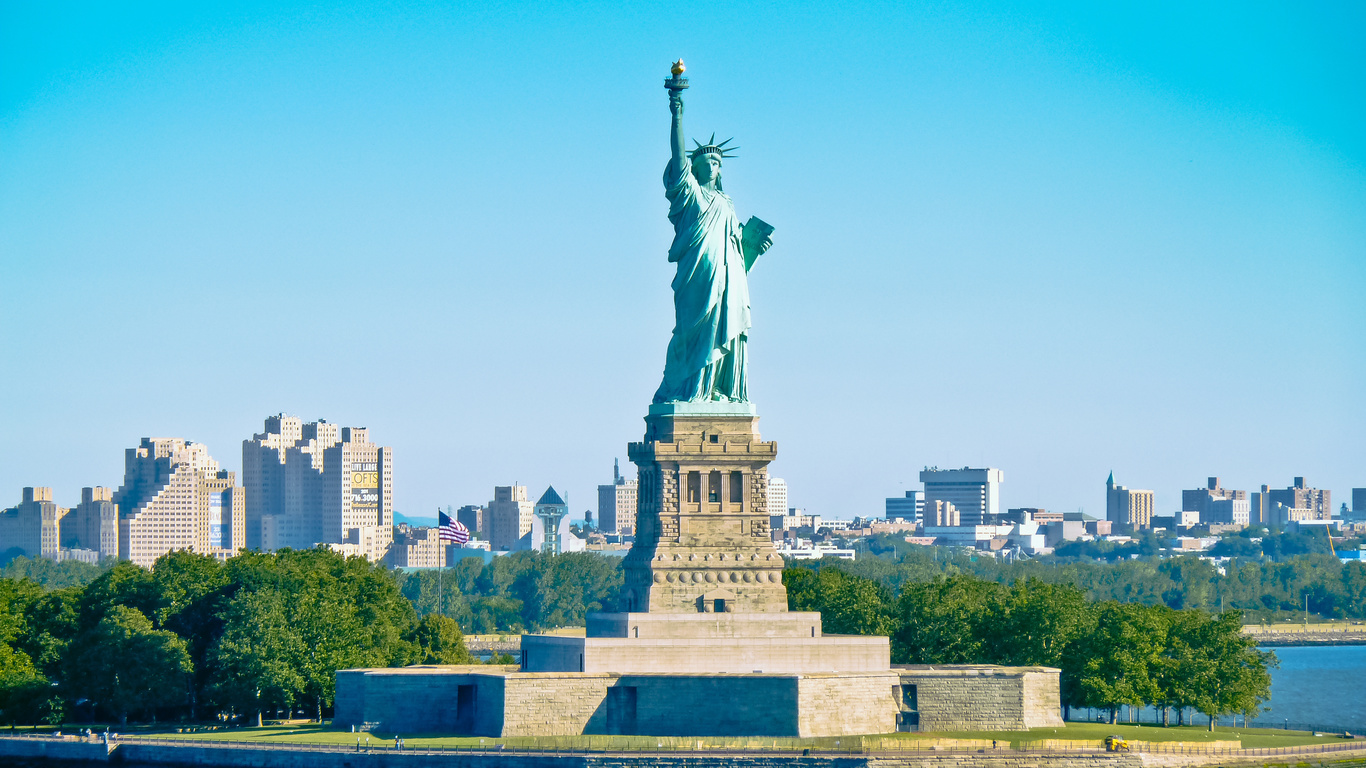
left=653, top=70, right=772, bottom=407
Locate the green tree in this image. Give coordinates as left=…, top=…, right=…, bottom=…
left=891, top=574, right=1002, bottom=663
left=1061, top=602, right=1167, bottom=722
left=1188, top=612, right=1275, bottom=729
left=982, top=578, right=1087, bottom=667
left=785, top=566, right=895, bottom=635
left=18, top=588, right=81, bottom=682
left=0, top=642, right=51, bottom=726
left=405, top=614, right=473, bottom=664
left=65, top=606, right=192, bottom=724
left=153, top=551, right=230, bottom=719
left=210, top=588, right=306, bottom=724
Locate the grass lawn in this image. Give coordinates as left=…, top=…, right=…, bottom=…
left=125, top=722, right=1352, bottom=752
left=918, top=722, right=1348, bottom=749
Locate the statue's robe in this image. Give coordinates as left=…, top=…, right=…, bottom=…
left=653, top=157, right=752, bottom=404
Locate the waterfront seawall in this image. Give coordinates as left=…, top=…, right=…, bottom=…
left=6, top=737, right=1366, bottom=768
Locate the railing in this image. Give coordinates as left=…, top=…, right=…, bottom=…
left=24, top=734, right=1358, bottom=759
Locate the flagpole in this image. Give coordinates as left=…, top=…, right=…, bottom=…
left=437, top=507, right=444, bottom=618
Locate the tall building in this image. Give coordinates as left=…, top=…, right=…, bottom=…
left=242, top=415, right=393, bottom=561
left=1266, top=477, right=1332, bottom=521
left=885, top=490, right=922, bottom=521
left=1182, top=477, right=1249, bottom=526
left=114, top=438, right=245, bottom=567
left=1250, top=485, right=1273, bottom=526
left=766, top=477, right=788, bottom=519
left=1353, top=488, right=1366, bottom=520
left=455, top=504, right=485, bottom=538
left=920, top=467, right=1002, bottom=526
left=597, top=459, right=638, bottom=535
left=64, top=487, right=119, bottom=561
left=1105, top=472, right=1154, bottom=531
left=488, top=485, right=534, bottom=551
left=0, top=487, right=67, bottom=560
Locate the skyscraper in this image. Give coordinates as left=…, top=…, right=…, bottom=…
left=597, top=459, right=638, bottom=535
left=767, top=477, right=788, bottom=519
left=242, top=415, right=393, bottom=561
left=920, top=468, right=1003, bottom=526
left=1105, top=472, right=1154, bottom=531
left=64, top=487, right=119, bottom=561
left=0, top=487, right=66, bottom=561
left=1182, top=478, right=1249, bottom=526
left=1266, top=477, right=1332, bottom=521
left=115, top=438, right=245, bottom=567
left=885, top=490, right=922, bottom=521
left=455, top=504, right=485, bottom=538
left=488, top=485, right=534, bottom=551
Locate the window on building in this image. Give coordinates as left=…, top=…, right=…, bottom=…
left=730, top=472, right=743, bottom=504
left=708, top=471, right=721, bottom=503
left=687, top=472, right=700, bottom=503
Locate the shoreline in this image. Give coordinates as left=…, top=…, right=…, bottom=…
left=6, top=734, right=1366, bottom=768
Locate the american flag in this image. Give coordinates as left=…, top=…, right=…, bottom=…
left=439, top=510, right=469, bottom=545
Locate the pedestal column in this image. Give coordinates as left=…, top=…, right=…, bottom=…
left=623, top=403, right=787, bottom=613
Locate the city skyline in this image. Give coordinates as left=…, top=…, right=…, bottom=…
left=3, top=2, right=1362, bottom=520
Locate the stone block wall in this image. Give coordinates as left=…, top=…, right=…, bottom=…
left=629, top=675, right=798, bottom=736
left=334, top=667, right=514, bottom=736
left=502, top=673, right=612, bottom=736
left=797, top=673, right=899, bottom=737
left=896, top=666, right=1063, bottom=731
left=1021, top=670, right=1066, bottom=728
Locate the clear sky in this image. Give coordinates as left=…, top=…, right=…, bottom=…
left=2, top=1, right=1363, bottom=522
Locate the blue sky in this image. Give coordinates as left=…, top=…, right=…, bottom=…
left=2, top=1, right=1363, bottom=521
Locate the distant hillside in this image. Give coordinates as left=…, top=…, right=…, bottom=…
left=394, top=512, right=438, bottom=528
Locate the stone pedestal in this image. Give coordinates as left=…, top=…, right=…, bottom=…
left=623, top=402, right=786, bottom=613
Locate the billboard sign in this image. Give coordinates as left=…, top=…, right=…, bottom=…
left=350, top=461, right=380, bottom=510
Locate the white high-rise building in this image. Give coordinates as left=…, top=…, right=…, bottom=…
left=767, top=477, right=788, bottom=519
left=114, top=438, right=245, bottom=567
left=488, top=485, right=535, bottom=552
left=242, top=415, right=393, bottom=561
left=920, top=467, right=1003, bottom=526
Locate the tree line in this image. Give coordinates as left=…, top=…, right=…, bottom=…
left=0, top=540, right=1321, bottom=728
left=0, top=549, right=473, bottom=726
left=395, top=551, right=623, bottom=632
left=853, top=534, right=1366, bottom=620
left=786, top=565, right=1275, bottom=727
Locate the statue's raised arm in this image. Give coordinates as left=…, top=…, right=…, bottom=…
left=668, top=73, right=687, bottom=182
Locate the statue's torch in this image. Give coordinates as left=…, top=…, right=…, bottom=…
left=665, top=59, right=689, bottom=93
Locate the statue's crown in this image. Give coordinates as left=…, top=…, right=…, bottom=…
left=690, top=134, right=738, bottom=161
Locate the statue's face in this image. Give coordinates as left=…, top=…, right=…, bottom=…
left=694, top=154, right=721, bottom=186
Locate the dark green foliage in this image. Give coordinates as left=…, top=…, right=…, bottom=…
left=64, top=605, right=193, bottom=723
left=0, top=557, right=104, bottom=589
left=0, top=546, right=468, bottom=725
left=784, top=567, right=895, bottom=635
left=848, top=534, right=1366, bottom=621
left=395, top=550, right=623, bottom=632
left=405, top=614, right=473, bottom=665
left=789, top=560, right=1274, bottom=723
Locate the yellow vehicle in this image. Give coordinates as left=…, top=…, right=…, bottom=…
left=1105, top=736, right=1131, bottom=752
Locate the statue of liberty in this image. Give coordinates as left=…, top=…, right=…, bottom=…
left=653, top=61, right=774, bottom=405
